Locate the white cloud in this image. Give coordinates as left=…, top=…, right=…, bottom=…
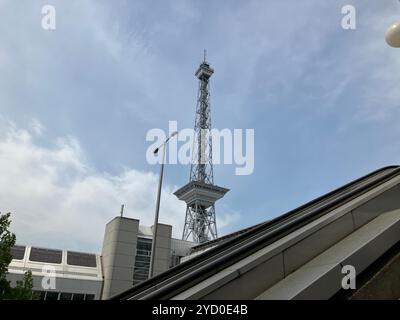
left=0, top=120, right=239, bottom=253
left=216, top=207, right=240, bottom=231
left=30, top=118, right=46, bottom=136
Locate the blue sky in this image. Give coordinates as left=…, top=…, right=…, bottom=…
left=1, top=0, right=400, bottom=252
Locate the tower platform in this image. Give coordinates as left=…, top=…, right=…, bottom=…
left=174, top=181, right=229, bottom=209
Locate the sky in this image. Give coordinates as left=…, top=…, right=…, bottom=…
left=1, top=0, right=400, bottom=253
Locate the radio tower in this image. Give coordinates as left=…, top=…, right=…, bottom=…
left=174, top=51, right=229, bottom=243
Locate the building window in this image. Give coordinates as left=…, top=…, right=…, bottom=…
left=59, top=292, right=73, bottom=300
left=133, top=238, right=152, bottom=284
left=29, top=247, right=62, bottom=264
left=85, top=294, right=95, bottom=300
left=67, top=251, right=97, bottom=267
left=136, top=238, right=152, bottom=251
left=33, top=291, right=96, bottom=300
left=135, top=255, right=150, bottom=263
left=136, top=249, right=151, bottom=256
left=10, top=245, right=26, bottom=260
left=72, top=293, right=85, bottom=300
left=45, top=291, right=59, bottom=300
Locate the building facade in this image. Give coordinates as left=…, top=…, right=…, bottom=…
left=6, top=216, right=195, bottom=300
left=7, top=246, right=103, bottom=300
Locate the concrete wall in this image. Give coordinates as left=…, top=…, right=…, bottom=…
left=152, top=223, right=172, bottom=276
left=101, top=217, right=139, bottom=299
left=101, top=218, right=173, bottom=299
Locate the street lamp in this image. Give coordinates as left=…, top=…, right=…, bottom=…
left=385, top=21, right=400, bottom=48
left=148, top=131, right=178, bottom=279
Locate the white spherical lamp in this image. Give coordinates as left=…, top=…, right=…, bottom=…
left=386, top=22, right=400, bottom=48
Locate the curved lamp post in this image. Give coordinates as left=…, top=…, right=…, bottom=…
left=148, top=131, right=178, bottom=279
left=386, top=21, right=400, bottom=48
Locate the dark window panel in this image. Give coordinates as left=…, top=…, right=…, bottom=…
left=72, top=293, right=85, bottom=300
left=135, top=256, right=150, bottom=262
left=10, top=245, right=26, bottom=260
left=136, top=249, right=151, bottom=256
left=134, top=264, right=150, bottom=271
left=136, top=238, right=152, bottom=251
left=59, top=292, right=73, bottom=300
left=67, top=251, right=97, bottom=267
left=29, top=248, right=62, bottom=264
left=45, top=291, right=59, bottom=300
left=134, top=269, right=149, bottom=275
left=85, top=294, right=95, bottom=300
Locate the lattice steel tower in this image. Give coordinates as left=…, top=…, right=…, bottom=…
left=174, top=53, right=229, bottom=243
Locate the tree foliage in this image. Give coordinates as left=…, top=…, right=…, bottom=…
left=10, top=270, right=39, bottom=300
left=0, top=212, right=37, bottom=300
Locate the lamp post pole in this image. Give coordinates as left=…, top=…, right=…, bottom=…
left=148, top=131, right=177, bottom=279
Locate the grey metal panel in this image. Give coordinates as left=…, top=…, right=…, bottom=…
left=292, top=265, right=343, bottom=300
left=352, top=184, right=400, bottom=229
left=283, top=213, right=354, bottom=276
left=342, top=215, right=400, bottom=275
left=257, top=210, right=400, bottom=300
left=201, top=253, right=284, bottom=300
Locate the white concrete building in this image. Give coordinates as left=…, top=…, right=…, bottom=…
left=6, top=217, right=195, bottom=300
left=7, top=246, right=102, bottom=300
